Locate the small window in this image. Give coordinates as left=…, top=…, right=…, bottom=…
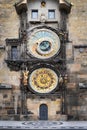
left=11, top=46, right=18, bottom=60
left=48, top=10, right=55, bottom=19
left=31, top=10, right=38, bottom=19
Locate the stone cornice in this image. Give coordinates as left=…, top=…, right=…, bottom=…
left=59, top=0, right=72, bottom=13
left=15, top=0, right=72, bottom=14
left=15, top=0, right=27, bottom=14
left=74, top=45, right=87, bottom=48
left=6, top=39, right=22, bottom=45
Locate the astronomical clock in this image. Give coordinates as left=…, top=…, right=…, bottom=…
left=29, top=67, right=59, bottom=94
left=4, top=0, right=72, bottom=120
left=27, top=27, right=62, bottom=94
left=27, top=28, right=60, bottom=60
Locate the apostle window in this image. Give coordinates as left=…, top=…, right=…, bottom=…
left=31, top=10, right=38, bottom=19
left=48, top=10, right=55, bottom=19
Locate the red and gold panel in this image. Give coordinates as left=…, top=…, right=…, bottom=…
left=29, top=68, right=58, bottom=93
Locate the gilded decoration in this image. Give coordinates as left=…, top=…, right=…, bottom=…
left=23, top=70, right=29, bottom=85
left=29, top=68, right=58, bottom=93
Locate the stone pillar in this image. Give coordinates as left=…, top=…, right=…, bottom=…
left=14, top=93, right=19, bottom=115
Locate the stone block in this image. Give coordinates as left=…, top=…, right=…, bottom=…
left=60, top=115, right=67, bottom=121
left=67, top=83, right=76, bottom=89
left=68, top=64, right=81, bottom=72
left=78, top=74, right=87, bottom=79
left=14, top=115, right=20, bottom=121
left=7, top=109, right=15, bottom=114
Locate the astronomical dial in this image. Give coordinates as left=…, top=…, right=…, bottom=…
left=27, top=29, right=60, bottom=59
left=29, top=68, right=58, bottom=94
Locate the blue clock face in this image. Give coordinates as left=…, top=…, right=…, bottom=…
left=27, top=29, right=60, bottom=59
left=39, top=41, right=51, bottom=51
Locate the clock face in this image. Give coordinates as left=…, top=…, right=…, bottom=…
left=29, top=68, right=58, bottom=94
left=27, top=29, right=60, bottom=59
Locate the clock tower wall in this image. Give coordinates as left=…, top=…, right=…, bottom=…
left=27, top=98, right=61, bottom=120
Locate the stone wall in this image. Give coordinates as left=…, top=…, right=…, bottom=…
left=0, top=0, right=20, bottom=44
left=0, top=0, right=21, bottom=120
left=66, top=0, right=87, bottom=120
left=27, top=98, right=61, bottom=120
left=0, top=0, right=20, bottom=86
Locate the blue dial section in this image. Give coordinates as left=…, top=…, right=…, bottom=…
left=39, top=41, right=51, bottom=51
